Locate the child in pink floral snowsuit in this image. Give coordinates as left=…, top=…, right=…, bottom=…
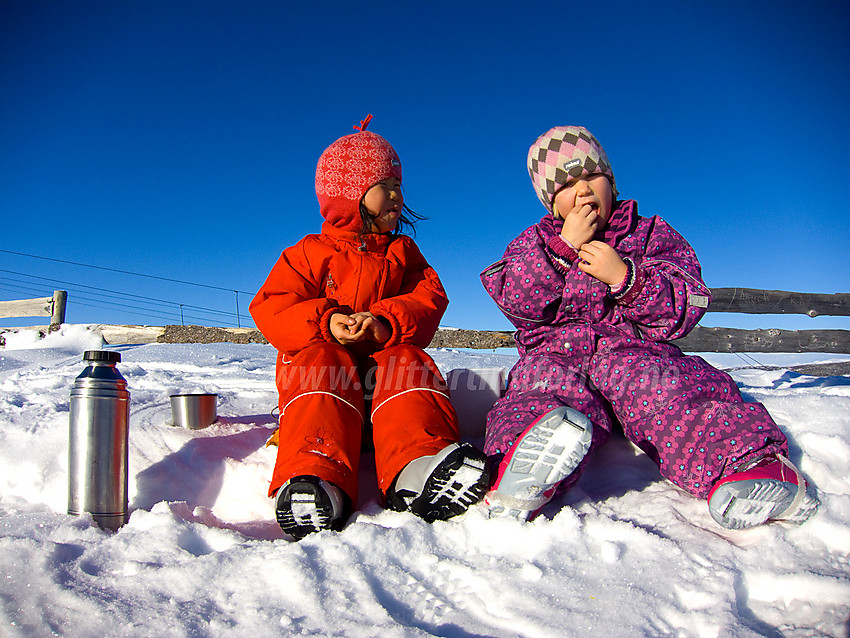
left=480, top=126, right=819, bottom=529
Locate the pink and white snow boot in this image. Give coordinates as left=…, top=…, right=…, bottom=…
left=485, top=406, right=593, bottom=521
left=707, top=454, right=819, bottom=530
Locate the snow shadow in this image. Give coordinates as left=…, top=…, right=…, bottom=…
left=733, top=572, right=787, bottom=638
left=216, top=413, right=278, bottom=427
left=769, top=370, right=850, bottom=390
left=164, top=501, right=286, bottom=542
left=131, top=421, right=273, bottom=514
left=570, top=432, right=663, bottom=504
left=363, top=572, right=495, bottom=638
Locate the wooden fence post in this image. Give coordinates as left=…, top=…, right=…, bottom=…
left=49, top=290, right=67, bottom=332
left=0, top=290, right=67, bottom=333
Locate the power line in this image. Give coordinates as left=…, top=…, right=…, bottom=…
left=0, top=269, right=252, bottom=322
left=0, top=248, right=254, bottom=296
left=68, top=297, right=238, bottom=327
left=0, top=262, right=252, bottom=327
left=0, top=279, right=247, bottom=327
left=0, top=277, right=238, bottom=326
left=0, top=282, right=49, bottom=298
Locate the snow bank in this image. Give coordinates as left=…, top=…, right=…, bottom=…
left=1, top=332, right=848, bottom=637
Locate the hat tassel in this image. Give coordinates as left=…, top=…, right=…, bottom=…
left=353, top=114, right=373, bottom=132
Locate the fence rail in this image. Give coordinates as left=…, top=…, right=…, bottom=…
left=430, top=288, right=850, bottom=354
left=0, top=290, right=66, bottom=331
left=708, top=288, right=850, bottom=317
left=1, top=288, right=849, bottom=354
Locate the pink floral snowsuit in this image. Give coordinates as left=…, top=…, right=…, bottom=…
left=481, top=199, right=788, bottom=498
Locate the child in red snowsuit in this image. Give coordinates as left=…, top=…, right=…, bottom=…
left=481, top=126, right=819, bottom=530
left=250, top=117, right=488, bottom=539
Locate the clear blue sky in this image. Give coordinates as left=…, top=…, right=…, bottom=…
left=2, top=1, right=849, bottom=333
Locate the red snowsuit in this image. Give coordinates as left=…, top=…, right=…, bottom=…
left=250, top=221, right=459, bottom=502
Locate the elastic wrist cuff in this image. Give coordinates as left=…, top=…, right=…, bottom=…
left=608, top=259, right=633, bottom=296
left=545, top=236, right=579, bottom=275
left=610, top=260, right=646, bottom=305
left=608, top=258, right=637, bottom=300
left=547, top=235, right=580, bottom=262
left=319, top=306, right=340, bottom=343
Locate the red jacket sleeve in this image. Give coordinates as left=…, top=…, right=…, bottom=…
left=249, top=236, right=340, bottom=355
left=370, top=237, right=449, bottom=349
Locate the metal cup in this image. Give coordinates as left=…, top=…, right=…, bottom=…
left=170, top=393, right=218, bottom=429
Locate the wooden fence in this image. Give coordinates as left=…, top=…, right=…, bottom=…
left=429, top=288, right=850, bottom=354
left=0, top=290, right=67, bottom=332
left=1, top=288, right=848, bottom=355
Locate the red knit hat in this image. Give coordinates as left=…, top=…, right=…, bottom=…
left=315, top=115, right=403, bottom=231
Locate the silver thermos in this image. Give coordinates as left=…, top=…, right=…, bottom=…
left=68, top=350, right=130, bottom=531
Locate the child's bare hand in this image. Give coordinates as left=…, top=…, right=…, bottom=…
left=577, top=241, right=628, bottom=287
left=329, top=312, right=391, bottom=345
left=351, top=312, right=391, bottom=344
left=560, top=204, right=599, bottom=248
left=329, top=313, right=363, bottom=344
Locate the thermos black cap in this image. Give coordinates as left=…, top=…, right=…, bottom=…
left=83, top=350, right=121, bottom=363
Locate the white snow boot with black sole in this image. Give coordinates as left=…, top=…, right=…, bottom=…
left=387, top=442, right=490, bottom=523
left=275, top=475, right=349, bottom=540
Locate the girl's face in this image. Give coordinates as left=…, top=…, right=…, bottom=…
left=362, top=177, right=403, bottom=233
left=552, top=174, right=614, bottom=228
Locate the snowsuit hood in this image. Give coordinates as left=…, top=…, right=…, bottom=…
left=315, top=129, right=402, bottom=232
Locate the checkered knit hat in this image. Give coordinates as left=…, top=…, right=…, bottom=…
left=527, top=126, right=617, bottom=213
left=315, top=115, right=402, bottom=231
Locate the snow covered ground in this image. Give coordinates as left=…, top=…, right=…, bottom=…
left=1, top=325, right=849, bottom=637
